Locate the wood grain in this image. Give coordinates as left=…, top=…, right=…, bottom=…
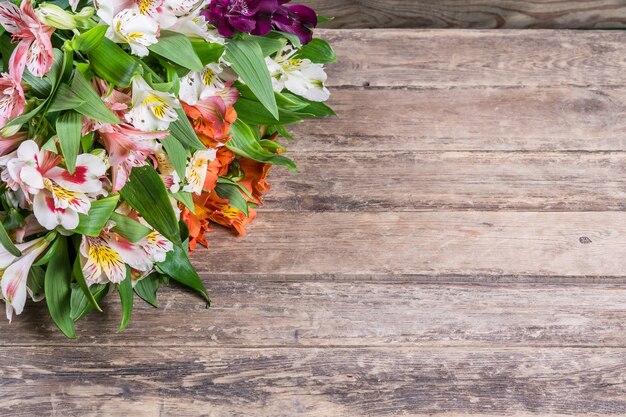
left=189, top=212, right=626, bottom=281
left=319, top=30, right=626, bottom=88
left=288, top=87, right=626, bottom=152
left=2, top=346, right=626, bottom=416
left=264, top=151, right=626, bottom=211
left=306, top=1, right=626, bottom=29
left=3, top=283, right=626, bottom=348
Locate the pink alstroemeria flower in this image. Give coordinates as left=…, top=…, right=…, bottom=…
left=0, top=72, right=25, bottom=129
left=5, top=140, right=107, bottom=230
left=87, top=79, right=169, bottom=192
left=1, top=236, right=50, bottom=321
left=0, top=132, right=27, bottom=156
left=0, top=0, right=55, bottom=79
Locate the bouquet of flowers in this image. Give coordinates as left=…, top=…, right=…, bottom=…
left=0, top=0, right=334, bottom=337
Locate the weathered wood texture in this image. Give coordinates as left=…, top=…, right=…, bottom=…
left=3, top=30, right=626, bottom=416
left=305, top=0, right=626, bottom=29
left=3, top=283, right=626, bottom=348
left=2, top=347, right=626, bottom=416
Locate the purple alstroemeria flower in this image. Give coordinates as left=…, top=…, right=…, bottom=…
left=272, top=1, right=317, bottom=44
left=201, top=0, right=278, bottom=38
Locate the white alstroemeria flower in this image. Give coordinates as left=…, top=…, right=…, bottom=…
left=164, top=0, right=202, bottom=15
left=162, top=7, right=224, bottom=43
left=155, top=151, right=182, bottom=193
left=1, top=236, right=51, bottom=321
left=108, top=8, right=159, bottom=57
left=127, top=77, right=180, bottom=131
left=179, top=63, right=227, bottom=105
left=183, top=149, right=216, bottom=195
left=5, top=141, right=107, bottom=231
left=266, top=46, right=331, bottom=102
left=80, top=227, right=173, bottom=286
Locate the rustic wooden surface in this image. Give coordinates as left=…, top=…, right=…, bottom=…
left=2, top=29, right=626, bottom=415
left=304, top=0, right=626, bottom=29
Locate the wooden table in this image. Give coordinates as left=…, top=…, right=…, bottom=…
left=2, top=29, right=626, bottom=416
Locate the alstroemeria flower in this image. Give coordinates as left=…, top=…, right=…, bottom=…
left=267, top=46, right=330, bottom=102
left=86, top=78, right=169, bottom=192
left=80, top=228, right=172, bottom=286
left=0, top=0, right=54, bottom=79
left=0, top=72, right=25, bottom=130
left=108, top=8, right=160, bottom=57
left=5, top=140, right=106, bottom=230
left=183, top=149, right=217, bottom=195
left=0, top=132, right=27, bottom=157
left=201, top=0, right=278, bottom=38
left=127, top=76, right=180, bottom=131
left=1, top=236, right=50, bottom=321
left=179, top=64, right=229, bottom=105
left=239, top=156, right=271, bottom=205
left=272, top=1, right=317, bottom=45
left=98, top=123, right=168, bottom=191
left=97, top=0, right=164, bottom=22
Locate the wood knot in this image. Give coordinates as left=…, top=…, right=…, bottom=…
left=579, top=236, right=592, bottom=244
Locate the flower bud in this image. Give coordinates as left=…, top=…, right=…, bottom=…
left=36, top=4, right=77, bottom=30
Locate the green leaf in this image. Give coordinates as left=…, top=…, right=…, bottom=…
left=48, top=84, right=85, bottom=113
left=170, top=107, right=206, bottom=150
left=117, top=265, right=133, bottom=332
left=217, top=176, right=253, bottom=200
left=225, top=39, right=278, bottom=118
left=72, top=255, right=103, bottom=313
left=227, top=120, right=297, bottom=171
left=134, top=273, right=160, bottom=307
left=72, top=70, right=121, bottom=124
left=148, top=30, right=203, bottom=72
left=234, top=96, right=302, bottom=125
left=119, top=165, right=181, bottom=244
left=87, top=37, right=139, bottom=87
left=110, top=212, right=152, bottom=243
left=317, top=15, right=334, bottom=23
left=32, top=236, right=60, bottom=267
left=44, top=237, right=76, bottom=338
left=214, top=183, right=249, bottom=216
left=0, top=219, right=20, bottom=256
left=73, top=195, right=120, bottom=236
left=27, top=266, right=45, bottom=302
left=70, top=283, right=109, bottom=321
left=295, top=38, right=336, bottom=63
left=191, top=40, right=224, bottom=65
left=72, top=25, right=108, bottom=53
left=171, top=191, right=195, bottom=213
left=56, top=110, right=83, bottom=174
left=157, top=242, right=209, bottom=302
left=161, top=135, right=187, bottom=180
left=242, top=34, right=286, bottom=56
left=296, top=100, right=336, bottom=118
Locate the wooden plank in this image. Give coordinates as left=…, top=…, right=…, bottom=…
left=186, top=212, right=626, bottom=280
left=2, top=346, right=626, bottom=416
left=287, top=88, right=626, bottom=152
left=2, top=283, right=626, bottom=348
left=320, top=29, right=626, bottom=88
left=264, top=151, right=626, bottom=211
left=307, top=1, right=626, bottom=29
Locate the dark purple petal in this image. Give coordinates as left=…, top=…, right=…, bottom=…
left=271, top=3, right=317, bottom=44
left=229, top=15, right=257, bottom=32
left=285, top=4, right=317, bottom=27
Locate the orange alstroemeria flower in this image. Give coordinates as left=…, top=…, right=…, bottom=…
left=238, top=157, right=271, bottom=205
left=202, top=192, right=257, bottom=236
left=183, top=99, right=237, bottom=148
left=203, top=146, right=235, bottom=193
